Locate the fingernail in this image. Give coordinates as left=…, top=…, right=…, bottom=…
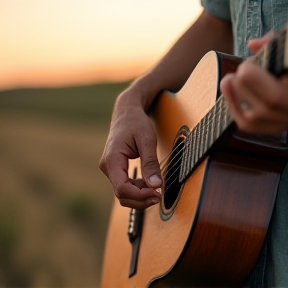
left=148, top=174, right=162, bottom=185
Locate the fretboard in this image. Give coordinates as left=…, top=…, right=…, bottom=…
left=179, top=24, right=288, bottom=183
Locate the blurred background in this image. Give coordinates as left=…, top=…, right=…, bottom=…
left=0, top=1, right=202, bottom=287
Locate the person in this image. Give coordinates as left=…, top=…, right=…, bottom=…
left=99, top=0, right=288, bottom=287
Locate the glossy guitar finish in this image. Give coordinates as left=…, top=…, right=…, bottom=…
left=101, top=49, right=288, bottom=287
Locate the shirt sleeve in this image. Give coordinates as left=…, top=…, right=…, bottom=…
left=201, top=0, right=231, bottom=21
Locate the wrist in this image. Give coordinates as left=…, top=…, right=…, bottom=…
left=117, top=73, right=162, bottom=112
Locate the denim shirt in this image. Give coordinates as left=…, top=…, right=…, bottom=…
left=201, top=1, right=288, bottom=287
left=202, top=0, right=288, bottom=57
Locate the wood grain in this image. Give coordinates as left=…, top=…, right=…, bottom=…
left=101, top=51, right=286, bottom=288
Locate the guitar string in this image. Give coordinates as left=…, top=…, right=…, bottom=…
left=164, top=33, right=288, bottom=193
left=161, top=107, right=223, bottom=193
left=159, top=34, right=284, bottom=176
left=162, top=97, right=232, bottom=193
left=157, top=37, right=284, bottom=195
left=160, top=95, right=229, bottom=185
left=163, top=61, right=284, bottom=194
left=161, top=31, right=285, bottom=177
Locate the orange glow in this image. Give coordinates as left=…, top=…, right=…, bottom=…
left=1, top=61, right=154, bottom=89
left=0, top=0, right=203, bottom=89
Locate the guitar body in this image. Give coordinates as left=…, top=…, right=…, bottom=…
left=101, top=51, right=287, bottom=287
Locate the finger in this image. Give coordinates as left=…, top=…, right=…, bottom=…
left=130, top=178, right=148, bottom=189
left=221, top=72, right=263, bottom=133
left=248, top=31, right=274, bottom=53
left=116, top=181, right=161, bottom=200
left=105, top=154, right=161, bottom=201
left=226, top=71, right=270, bottom=132
left=130, top=178, right=163, bottom=199
left=99, top=148, right=129, bottom=186
left=136, top=124, right=162, bottom=188
left=221, top=68, right=288, bottom=134
left=131, top=178, right=163, bottom=195
left=100, top=151, right=149, bottom=199
left=236, top=62, right=288, bottom=114
left=117, top=183, right=162, bottom=209
left=118, top=196, right=161, bottom=210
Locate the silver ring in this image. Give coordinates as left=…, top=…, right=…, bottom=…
left=240, top=101, right=250, bottom=112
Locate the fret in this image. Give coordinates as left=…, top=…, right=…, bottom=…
left=179, top=95, right=234, bottom=183
left=181, top=140, right=188, bottom=176
left=210, top=103, right=217, bottom=145
left=198, top=120, right=204, bottom=160
left=208, top=107, right=216, bottom=148
left=186, top=130, right=194, bottom=172
left=213, top=99, right=221, bottom=143
left=180, top=25, right=288, bottom=183
left=220, top=97, right=229, bottom=133
left=202, top=110, right=209, bottom=154
left=221, top=99, right=227, bottom=130
left=207, top=109, right=213, bottom=150
left=194, top=124, right=200, bottom=165
left=182, top=128, right=192, bottom=178
left=191, top=128, right=196, bottom=169
left=216, top=99, right=222, bottom=141
left=198, top=116, right=205, bottom=160
left=216, top=99, right=223, bottom=139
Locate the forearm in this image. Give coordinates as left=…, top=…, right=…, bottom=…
left=101, top=11, right=233, bottom=209
left=117, top=11, right=233, bottom=112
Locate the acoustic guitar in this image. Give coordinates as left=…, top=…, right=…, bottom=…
left=101, top=26, right=288, bottom=287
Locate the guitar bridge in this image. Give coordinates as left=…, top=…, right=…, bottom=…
left=128, top=208, right=144, bottom=277
left=127, top=167, right=144, bottom=277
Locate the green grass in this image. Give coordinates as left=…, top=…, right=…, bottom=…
left=0, top=81, right=131, bottom=124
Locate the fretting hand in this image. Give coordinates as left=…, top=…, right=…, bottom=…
left=221, top=33, right=288, bottom=135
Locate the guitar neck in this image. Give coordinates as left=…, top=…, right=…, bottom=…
left=179, top=94, right=232, bottom=183
left=179, top=25, right=288, bottom=183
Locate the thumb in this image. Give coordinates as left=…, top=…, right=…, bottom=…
left=138, top=137, right=162, bottom=188
left=248, top=31, right=274, bottom=54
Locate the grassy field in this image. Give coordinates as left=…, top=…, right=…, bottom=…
left=0, top=82, right=131, bottom=124
left=0, top=81, right=130, bottom=287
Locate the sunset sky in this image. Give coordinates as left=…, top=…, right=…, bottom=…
left=0, top=0, right=202, bottom=90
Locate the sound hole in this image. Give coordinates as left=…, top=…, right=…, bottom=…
left=163, top=137, right=184, bottom=210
